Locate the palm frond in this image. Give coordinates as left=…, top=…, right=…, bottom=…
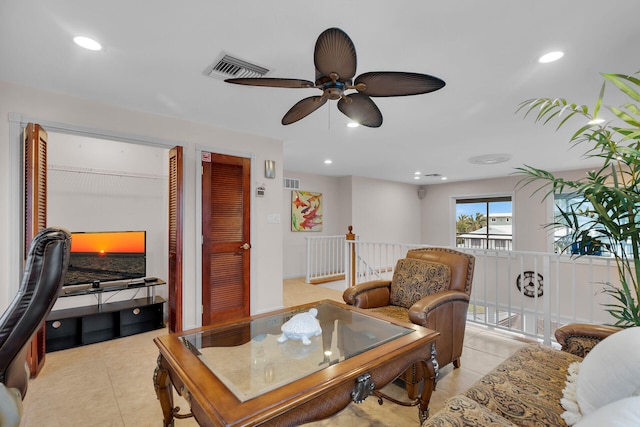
left=516, top=71, right=640, bottom=327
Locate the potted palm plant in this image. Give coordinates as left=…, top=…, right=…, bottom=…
left=516, top=72, right=640, bottom=327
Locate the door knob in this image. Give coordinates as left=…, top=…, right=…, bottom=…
left=240, top=243, right=251, bottom=250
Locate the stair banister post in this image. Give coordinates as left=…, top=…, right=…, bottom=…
left=346, top=226, right=356, bottom=287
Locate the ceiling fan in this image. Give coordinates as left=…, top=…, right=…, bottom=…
left=225, top=27, right=445, bottom=128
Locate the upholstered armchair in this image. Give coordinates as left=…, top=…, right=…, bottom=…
left=343, top=247, right=475, bottom=375
left=0, top=227, right=71, bottom=426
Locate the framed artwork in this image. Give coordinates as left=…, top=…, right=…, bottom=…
left=291, top=190, right=323, bottom=232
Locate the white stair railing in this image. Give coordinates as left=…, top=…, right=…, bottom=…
left=304, top=235, right=346, bottom=283
left=464, top=247, right=618, bottom=344
left=341, top=239, right=621, bottom=344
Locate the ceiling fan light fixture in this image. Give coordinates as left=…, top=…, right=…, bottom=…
left=538, top=51, right=564, bottom=63
left=73, top=36, right=102, bottom=51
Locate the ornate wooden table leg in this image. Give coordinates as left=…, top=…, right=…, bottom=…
left=418, top=343, right=439, bottom=423
left=154, top=354, right=176, bottom=427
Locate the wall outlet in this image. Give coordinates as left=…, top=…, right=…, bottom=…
left=267, top=214, right=280, bottom=224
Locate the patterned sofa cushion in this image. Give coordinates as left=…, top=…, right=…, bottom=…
left=424, top=344, right=582, bottom=427
left=462, top=345, right=580, bottom=427
left=424, top=395, right=516, bottom=427
left=389, top=258, right=451, bottom=309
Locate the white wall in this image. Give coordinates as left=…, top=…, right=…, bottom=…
left=47, top=134, right=168, bottom=310
left=351, top=176, right=422, bottom=244
left=0, top=80, right=284, bottom=328
left=336, top=176, right=353, bottom=227
left=420, top=169, right=592, bottom=252
left=281, top=171, right=350, bottom=278
left=281, top=172, right=422, bottom=278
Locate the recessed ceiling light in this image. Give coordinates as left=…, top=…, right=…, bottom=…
left=441, top=176, right=448, bottom=181
left=413, top=176, right=421, bottom=180
left=468, top=154, right=512, bottom=165
left=73, top=36, right=102, bottom=51
left=588, top=118, right=605, bottom=125
left=324, top=159, right=332, bottom=164
left=538, top=51, right=564, bottom=63
left=414, top=171, right=421, bottom=175
left=347, top=122, right=359, bottom=128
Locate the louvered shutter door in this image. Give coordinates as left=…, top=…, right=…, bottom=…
left=202, top=153, right=250, bottom=324
left=24, top=123, right=48, bottom=377
left=168, top=146, right=183, bottom=333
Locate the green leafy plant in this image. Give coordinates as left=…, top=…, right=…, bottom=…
left=516, top=72, right=640, bottom=327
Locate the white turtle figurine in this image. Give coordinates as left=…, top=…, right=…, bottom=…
left=277, top=308, right=322, bottom=345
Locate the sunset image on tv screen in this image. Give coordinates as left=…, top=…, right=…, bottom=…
left=65, top=231, right=146, bottom=286
left=71, top=231, right=145, bottom=254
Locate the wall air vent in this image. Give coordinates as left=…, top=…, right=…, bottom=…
left=283, top=177, right=300, bottom=190
left=204, top=53, right=270, bottom=80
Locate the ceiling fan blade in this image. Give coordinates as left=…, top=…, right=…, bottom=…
left=282, top=96, right=328, bottom=125
left=314, top=28, right=357, bottom=81
left=225, top=77, right=315, bottom=88
left=355, top=72, right=445, bottom=97
left=337, top=93, right=382, bottom=128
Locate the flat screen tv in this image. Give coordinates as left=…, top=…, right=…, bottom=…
left=64, top=231, right=146, bottom=286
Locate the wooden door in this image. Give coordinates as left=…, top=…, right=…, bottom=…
left=167, top=146, right=184, bottom=333
left=201, top=152, right=251, bottom=325
left=24, top=123, right=48, bottom=377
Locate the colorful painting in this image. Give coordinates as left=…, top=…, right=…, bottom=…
left=291, top=190, right=323, bottom=232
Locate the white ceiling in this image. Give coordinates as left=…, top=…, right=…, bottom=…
left=1, top=1, right=638, bottom=184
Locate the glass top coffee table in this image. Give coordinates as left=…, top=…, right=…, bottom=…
left=153, top=300, right=439, bottom=426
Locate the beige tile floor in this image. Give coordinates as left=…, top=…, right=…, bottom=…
left=20, top=278, right=532, bottom=426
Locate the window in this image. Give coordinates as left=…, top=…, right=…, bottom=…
left=553, top=193, right=582, bottom=254
left=456, top=197, right=512, bottom=250
left=553, top=193, right=624, bottom=257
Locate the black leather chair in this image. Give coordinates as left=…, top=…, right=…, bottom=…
left=0, top=227, right=71, bottom=399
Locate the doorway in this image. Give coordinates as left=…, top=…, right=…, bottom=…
left=47, top=132, right=170, bottom=294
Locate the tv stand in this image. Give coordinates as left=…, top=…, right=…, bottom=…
left=45, top=278, right=166, bottom=352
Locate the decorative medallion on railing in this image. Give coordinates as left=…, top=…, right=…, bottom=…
left=516, top=271, right=544, bottom=297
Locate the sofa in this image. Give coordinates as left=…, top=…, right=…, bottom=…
left=423, top=323, right=640, bottom=427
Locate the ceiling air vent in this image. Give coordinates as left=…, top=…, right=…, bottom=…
left=204, top=53, right=270, bottom=80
